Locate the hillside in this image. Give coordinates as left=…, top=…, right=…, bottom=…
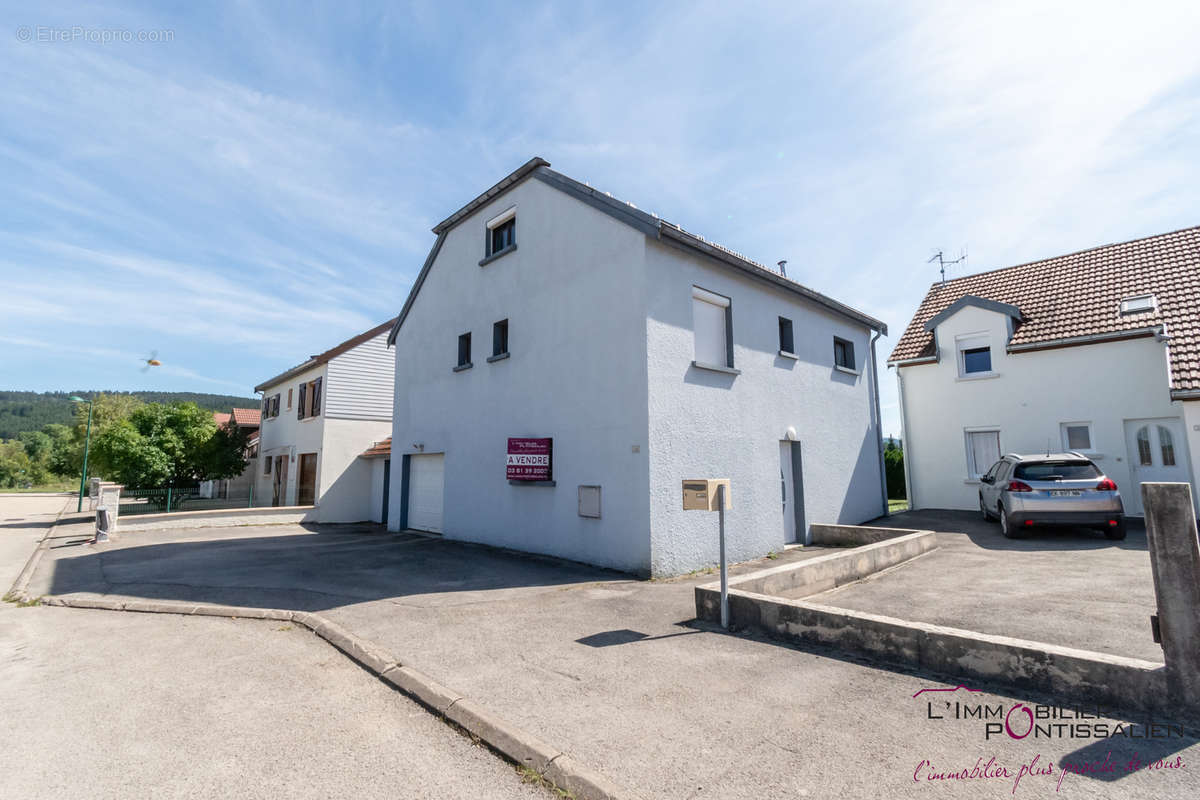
left=0, top=391, right=259, bottom=439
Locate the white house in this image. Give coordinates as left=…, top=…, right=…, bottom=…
left=889, top=226, right=1200, bottom=516
left=254, top=320, right=395, bottom=522
left=385, top=157, right=890, bottom=576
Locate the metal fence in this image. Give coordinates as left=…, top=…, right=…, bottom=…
left=117, top=484, right=256, bottom=516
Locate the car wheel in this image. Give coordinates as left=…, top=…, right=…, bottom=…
left=1000, top=506, right=1023, bottom=539
left=979, top=494, right=992, bottom=521
left=1104, top=520, right=1127, bottom=541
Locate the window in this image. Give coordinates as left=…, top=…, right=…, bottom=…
left=1136, top=426, right=1152, bottom=466
left=1158, top=425, right=1176, bottom=466
left=965, top=430, right=1001, bottom=479
left=271, top=394, right=280, bottom=418
left=833, top=337, right=855, bottom=371
left=264, top=456, right=271, bottom=475
left=1061, top=422, right=1092, bottom=451
left=457, top=332, right=472, bottom=369
left=1015, top=460, right=1100, bottom=481
left=691, top=286, right=732, bottom=369
left=309, top=377, right=321, bottom=417
left=485, top=206, right=516, bottom=259
left=982, top=461, right=1002, bottom=483
left=261, top=395, right=269, bottom=418
left=493, top=319, right=508, bottom=358
left=957, top=334, right=993, bottom=376
left=287, top=388, right=293, bottom=410
left=778, top=317, right=794, bottom=355
left=297, top=378, right=321, bottom=418
left=1120, top=294, right=1156, bottom=315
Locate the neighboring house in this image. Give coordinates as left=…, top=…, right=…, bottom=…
left=385, top=157, right=889, bottom=576
left=254, top=320, right=396, bottom=522
left=204, top=407, right=261, bottom=500
left=889, top=226, right=1200, bottom=516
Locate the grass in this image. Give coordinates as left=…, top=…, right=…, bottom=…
left=888, top=498, right=909, bottom=513
left=516, top=765, right=577, bottom=799
left=3, top=592, right=41, bottom=607
left=0, top=478, right=76, bottom=493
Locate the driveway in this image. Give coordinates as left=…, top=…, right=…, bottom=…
left=839, top=509, right=1161, bottom=661
left=27, top=516, right=1200, bottom=799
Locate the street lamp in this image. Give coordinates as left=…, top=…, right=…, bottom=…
left=70, top=395, right=93, bottom=513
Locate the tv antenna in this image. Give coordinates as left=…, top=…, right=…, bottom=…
left=929, top=248, right=967, bottom=285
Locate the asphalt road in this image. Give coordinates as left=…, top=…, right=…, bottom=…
left=31, top=515, right=1200, bottom=799
left=0, top=495, right=547, bottom=800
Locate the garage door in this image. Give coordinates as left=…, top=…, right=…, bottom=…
left=407, top=453, right=445, bottom=533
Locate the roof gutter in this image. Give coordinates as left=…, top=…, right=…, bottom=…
left=1006, top=327, right=1162, bottom=354
left=888, top=356, right=938, bottom=368
left=255, top=360, right=319, bottom=393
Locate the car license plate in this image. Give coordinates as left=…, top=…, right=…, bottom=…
left=1050, top=490, right=1082, bottom=497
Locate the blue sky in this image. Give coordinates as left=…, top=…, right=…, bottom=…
left=2, top=1, right=1199, bottom=436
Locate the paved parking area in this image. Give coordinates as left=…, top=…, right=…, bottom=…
left=822, top=510, right=1161, bottom=660
left=27, top=516, right=1198, bottom=799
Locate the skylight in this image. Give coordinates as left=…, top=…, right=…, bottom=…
left=1119, top=294, right=1156, bottom=315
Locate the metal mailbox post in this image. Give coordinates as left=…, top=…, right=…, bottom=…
left=683, top=479, right=732, bottom=628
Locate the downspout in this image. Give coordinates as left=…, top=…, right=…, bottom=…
left=869, top=331, right=888, bottom=518
left=896, top=366, right=915, bottom=510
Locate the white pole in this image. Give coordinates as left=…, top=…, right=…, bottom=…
left=718, top=483, right=728, bottom=629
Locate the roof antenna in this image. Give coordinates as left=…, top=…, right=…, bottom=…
left=777, top=259, right=788, bottom=278
left=929, top=248, right=967, bottom=286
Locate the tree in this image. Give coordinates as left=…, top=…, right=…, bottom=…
left=17, top=431, right=53, bottom=484
left=91, top=402, right=247, bottom=488
left=0, top=440, right=33, bottom=488
left=884, top=447, right=906, bottom=500
left=43, top=424, right=76, bottom=476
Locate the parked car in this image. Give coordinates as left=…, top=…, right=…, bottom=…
left=978, top=453, right=1125, bottom=540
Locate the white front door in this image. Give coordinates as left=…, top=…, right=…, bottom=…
left=407, top=453, right=445, bottom=533
left=1124, top=418, right=1187, bottom=515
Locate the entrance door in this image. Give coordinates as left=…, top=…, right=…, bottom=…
left=407, top=453, right=445, bottom=533
left=272, top=455, right=288, bottom=506
left=780, top=441, right=804, bottom=543
left=1124, top=418, right=1187, bottom=515
left=297, top=453, right=318, bottom=506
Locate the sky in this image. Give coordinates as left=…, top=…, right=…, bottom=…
left=2, top=1, right=1199, bottom=436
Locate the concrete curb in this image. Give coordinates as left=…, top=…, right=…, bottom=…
left=20, top=592, right=644, bottom=800
left=6, top=498, right=75, bottom=602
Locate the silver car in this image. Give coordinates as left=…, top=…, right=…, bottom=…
left=979, top=453, right=1125, bottom=540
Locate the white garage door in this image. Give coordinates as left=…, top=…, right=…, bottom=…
left=407, top=453, right=445, bottom=533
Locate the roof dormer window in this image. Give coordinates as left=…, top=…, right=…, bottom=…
left=1119, top=294, right=1156, bottom=315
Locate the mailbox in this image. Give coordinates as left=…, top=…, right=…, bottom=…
left=682, top=478, right=731, bottom=511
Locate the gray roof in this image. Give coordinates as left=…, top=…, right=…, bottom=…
left=388, top=158, right=886, bottom=345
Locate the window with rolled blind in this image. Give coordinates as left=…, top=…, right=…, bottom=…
left=692, top=286, right=731, bottom=368
left=965, top=430, right=1001, bottom=479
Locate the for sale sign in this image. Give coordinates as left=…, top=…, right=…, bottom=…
left=507, top=437, right=552, bottom=481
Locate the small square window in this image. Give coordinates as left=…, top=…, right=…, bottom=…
left=493, top=319, right=509, bottom=357
left=1062, top=423, right=1092, bottom=451
left=487, top=217, right=515, bottom=258
left=962, top=346, right=992, bottom=374
left=833, top=337, right=855, bottom=370
left=457, top=332, right=472, bottom=368
left=778, top=317, right=794, bottom=354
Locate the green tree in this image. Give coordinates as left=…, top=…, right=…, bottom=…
left=17, top=431, right=53, bottom=484
left=43, top=424, right=76, bottom=476
left=0, top=440, right=33, bottom=488
left=91, top=402, right=247, bottom=488
left=884, top=447, right=906, bottom=500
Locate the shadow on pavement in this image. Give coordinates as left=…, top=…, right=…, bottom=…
left=47, top=527, right=622, bottom=612
left=875, top=509, right=1149, bottom=553
left=1057, top=727, right=1197, bottom=784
